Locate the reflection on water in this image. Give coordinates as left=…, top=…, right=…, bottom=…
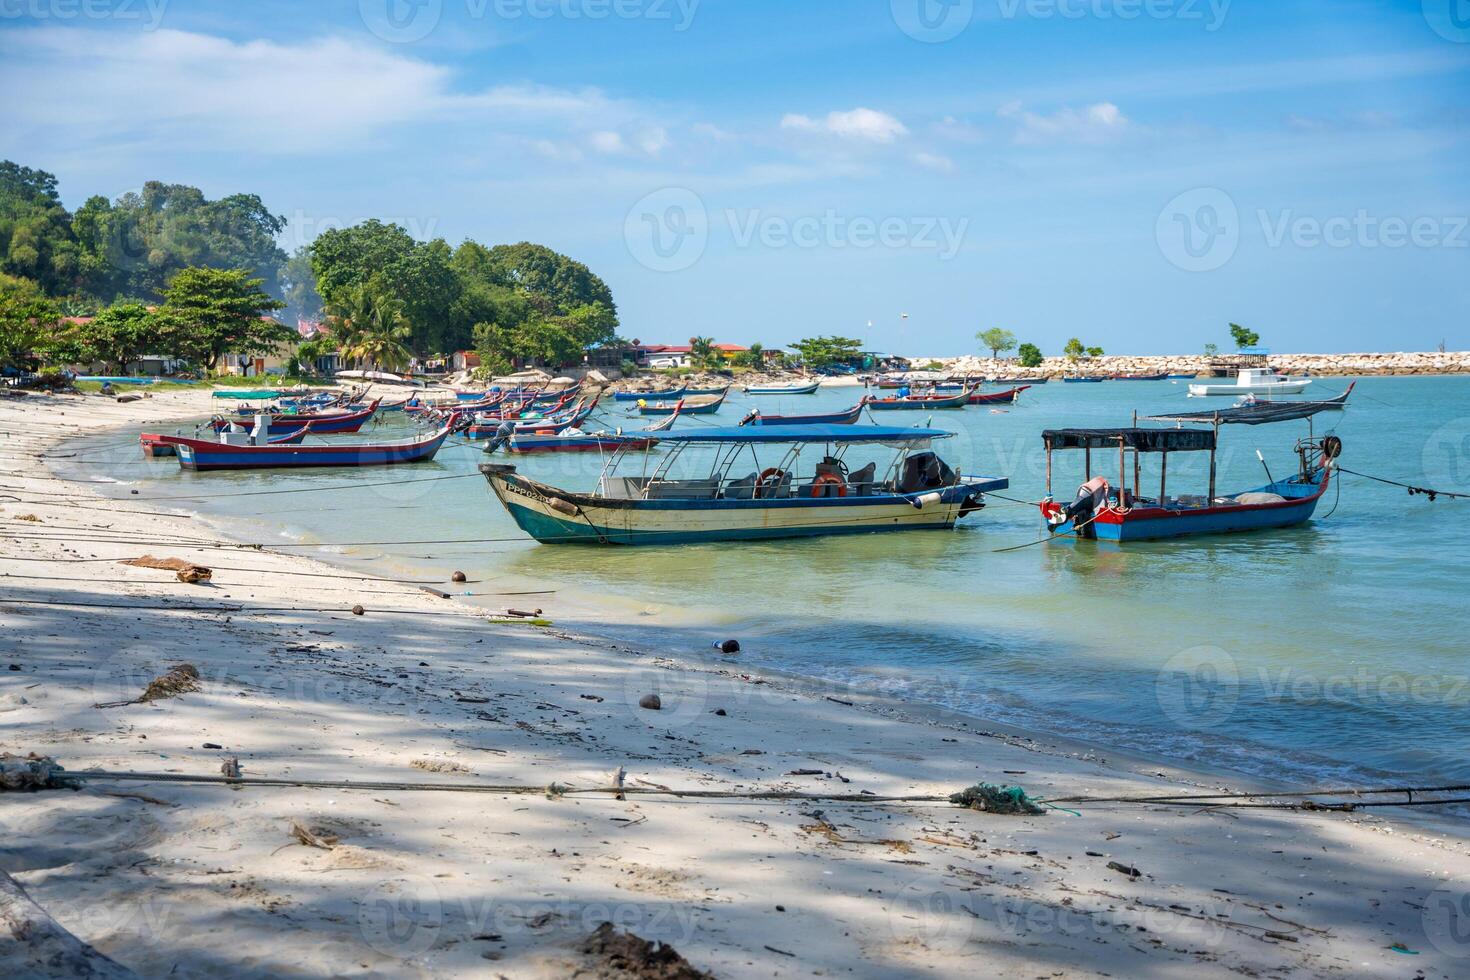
left=60, top=375, right=1470, bottom=787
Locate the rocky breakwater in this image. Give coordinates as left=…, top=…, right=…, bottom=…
left=928, top=351, right=1470, bottom=378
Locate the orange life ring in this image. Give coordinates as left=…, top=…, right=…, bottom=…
left=754, top=467, right=785, bottom=499
left=809, top=473, right=847, bottom=498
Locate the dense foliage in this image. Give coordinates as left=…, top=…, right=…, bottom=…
left=976, top=328, right=1017, bottom=359
left=1229, top=322, right=1260, bottom=349
left=788, top=335, right=862, bottom=368
left=0, top=160, right=622, bottom=374
left=1017, top=342, right=1043, bottom=368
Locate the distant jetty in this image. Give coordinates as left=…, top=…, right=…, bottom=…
left=926, top=350, right=1470, bottom=378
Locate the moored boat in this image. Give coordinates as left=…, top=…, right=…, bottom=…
left=745, top=380, right=820, bottom=396
left=967, top=385, right=1029, bottom=405
left=739, top=398, right=870, bottom=426
left=1188, top=367, right=1312, bottom=397
left=210, top=399, right=381, bottom=435
left=478, top=423, right=1008, bottom=545
left=1039, top=400, right=1342, bottom=542
left=173, top=419, right=453, bottom=471
left=1109, top=372, right=1169, bottom=381
left=613, top=386, right=687, bottom=402
left=1062, top=375, right=1106, bottom=383
left=866, top=385, right=974, bottom=410
left=636, top=389, right=727, bottom=415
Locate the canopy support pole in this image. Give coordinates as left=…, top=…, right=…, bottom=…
left=1208, top=418, right=1219, bottom=501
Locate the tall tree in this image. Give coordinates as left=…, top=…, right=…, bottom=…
left=789, top=335, right=862, bottom=368
left=977, top=328, right=1017, bottom=360
left=279, top=246, right=323, bottom=324
left=1017, top=342, right=1043, bottom=368
left=483, top=242, right=617, bottom=321
left=0, top=162, right=80, bottom=296
left=1063, top=337, right=1085, bottom=361
left=153, top=267, right=289, bottom=371
left=73, top=302, right=164, bottom=372
left=1228, top=323, right=1260, bottom=349
left=0, top=273, right=68, bottom=368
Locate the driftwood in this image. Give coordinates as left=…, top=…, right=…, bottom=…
left=0, top=870, right=138, bottom=979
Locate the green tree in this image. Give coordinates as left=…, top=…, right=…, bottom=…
left=1203, top=343, right=1219, bottom=356
left=788, top=335, right=863, bottom=368
left=1063, top=337, right=1085, bottom=362
left=735, top=342, right=766, bottom=369
left=1228, top=323, right=1260, bottom=349
left=72, top=182, right=286, bottom=301
left=688, top=336, right=718, bottom=370
left=0, top=162, right=80, bottom=296
left=154, top=267, right=289, bottom=371
left=1017, top=342, right=1043, bottom=368
left=279, top=246, right=323, bottom=324
left=74, top=301, right=164, bottom=372
left=0, top=273, right=68, bottom=368
left=482, top=242, right=617, bottom=321
left=1085, top=346, right=1104, bottom=358
left=976, top=328, right=1017, bottom=360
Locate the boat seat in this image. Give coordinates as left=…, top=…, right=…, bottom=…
left=602, top=476, right=652, bottom=499
left=646, top=478, right=721, bottom=499
left=847, top=461, right=877, bottom=496
left=723, top=472, right=759, bottom=500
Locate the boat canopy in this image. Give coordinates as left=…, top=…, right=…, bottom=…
left=1145, top=401, right=1338, bottom=425
left=653, top=423, right=953, bottom=445
left=1042, top=427, right=1216, bottom=453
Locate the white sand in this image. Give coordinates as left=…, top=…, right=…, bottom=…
left=2, top=387, right=1468, bottom=978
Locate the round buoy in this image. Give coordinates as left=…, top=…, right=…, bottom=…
left=716, top=639, right=741, bottom=654
left=451, top=571, right=467, bottom=583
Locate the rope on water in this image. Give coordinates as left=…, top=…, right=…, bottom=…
left=1335, top=466, right=1469, bottom=502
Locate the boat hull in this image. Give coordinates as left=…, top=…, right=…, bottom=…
left=485, top=470, right=1005, bottom=545
left=1188, top=380, right=1312, bottom=396
left=1045, top=472, right=1329, bottom=542
left=745, top=382, right=819, bottom=396
left=174, top=430, right=448, bottom=471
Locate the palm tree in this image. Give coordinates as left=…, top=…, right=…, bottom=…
left=688, top=335, right=718, bottom=371
left=325, top=284, right=412, bottom=373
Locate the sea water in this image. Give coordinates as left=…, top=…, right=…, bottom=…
left=61, top=375, right=1470, bottom=789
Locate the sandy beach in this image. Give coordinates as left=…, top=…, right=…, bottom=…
left=3, top=387, right=1468, bottom=979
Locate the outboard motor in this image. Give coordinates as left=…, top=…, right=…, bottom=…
left=897, top=451, right=957, bottom=494
left=1045, top=476, right=1110, bottom=529
left=482, top=419, right=516, bottom=455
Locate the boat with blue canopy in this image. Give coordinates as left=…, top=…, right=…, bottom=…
left=479, top=423, right=1008, bottom=545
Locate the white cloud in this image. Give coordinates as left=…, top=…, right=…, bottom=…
left=0, top=27, right=653, bottom=158
left=913, top=152, right=955, bottom=173
left=590, top=131, right=628, bottom=154
left=781, top=107, right=909, bottom=143
left=998, top=101, right=1130, bottom=145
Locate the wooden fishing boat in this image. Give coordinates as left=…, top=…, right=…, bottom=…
left=739, top=398, right=869, bottom=426
left=173, top=420, right=453, bottom=471
left=1166, top=373, right=1198, bottom=379
left=745, top=380, right=820, bottom=396
left=1062, top=376, right=1106, bottom=383
left=684, top=384, right=732, bottom=397
left=142, top=427, right=305, bottom=457
left=478, top=423, right=1008, bottom=545
left=967, top=385, right=1030, bottom=405
left=210, top=399, right=381, bottom=435
left=1108, top=372, right=1169, bottom=381
left=1039, top=400, right=1343, bottom=542
left=1188, top=368, right=1311, bottom=397
left=866, top=386, right=975, bottom=410
left=636, top=389, right=726, bottom=416
left=991, top=376, right=1048, bottom=385
left=613, top=386, right=686, bottom=402
left=490, top=402, right=680, bottom=454
left=461, top=398, right=599, bottom=439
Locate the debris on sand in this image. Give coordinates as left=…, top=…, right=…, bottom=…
left=289, top=821, right=340, bottom=850
left=577, top=921, right=714, bottom=980
left=141, top=664, right=202, bottom=702
left=120, top=555, right=213, bottom=584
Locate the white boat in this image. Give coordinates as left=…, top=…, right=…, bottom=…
left=1188, top=367, right=1312, bottom=397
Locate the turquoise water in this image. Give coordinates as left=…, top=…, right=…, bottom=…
left=63, top=376, right=1470, bottom=789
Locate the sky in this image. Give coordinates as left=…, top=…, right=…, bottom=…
left=2, top=0, right=1468, bottom=355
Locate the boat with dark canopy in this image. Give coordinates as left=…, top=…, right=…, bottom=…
left=479, top=423, right=1008, bottom=545
left=1039, top=399, right=1344, bottom=542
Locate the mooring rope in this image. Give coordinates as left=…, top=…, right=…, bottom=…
left=1335, top=466, right=1469, bottom=501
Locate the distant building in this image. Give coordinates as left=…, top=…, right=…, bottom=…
left=450, top=351, right=482, bottom=372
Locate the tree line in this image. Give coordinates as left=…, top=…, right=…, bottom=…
left=0, top=160, right=620, bottom=376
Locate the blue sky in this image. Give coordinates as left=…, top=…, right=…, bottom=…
left=2, top=0, right=1467, bottom=354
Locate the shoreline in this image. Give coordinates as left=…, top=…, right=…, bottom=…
left=5, top=387, right=1470, bottom=977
